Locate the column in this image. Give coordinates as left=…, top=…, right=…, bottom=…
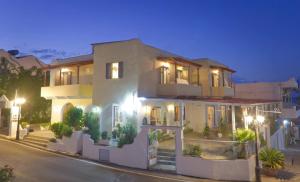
left=77, top=65, right=80, bottom=84
left=180, top=102, right=185, bottom=128
left=231, top=105, right=236, bottom=134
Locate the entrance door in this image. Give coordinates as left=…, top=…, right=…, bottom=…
left=207, top=106, right=215, bottom=128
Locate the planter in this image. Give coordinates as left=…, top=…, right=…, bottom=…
left=261, top=168, right=279, bottom=177
left=217, top=133, right=223, bottom=138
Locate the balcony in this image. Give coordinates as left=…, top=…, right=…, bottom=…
left=211, top=87, right=234, bottom=97
left=41, top=84, right=93, bottom=99
left=157, top=83, right=202, bottom=97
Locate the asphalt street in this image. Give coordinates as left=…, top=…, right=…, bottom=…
left=0, top=139, right=206, bottom=182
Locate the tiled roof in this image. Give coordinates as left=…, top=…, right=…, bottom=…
left=145, top=96, right=280, bottom=104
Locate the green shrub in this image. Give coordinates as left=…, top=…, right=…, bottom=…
left=259, top=148, right=285, bottom=169
left=64, top=107, right=83, bottom=130
left=50, top=122, right=64, bottom=138
left=83, top=112, right=100, bottom=143
left=183, top=144, right=202, bottom=157
left=203, top=125, right=210, bottom=138
left=118, top=117, right=137, bottom=148
left=101, top=131, right=108, bottom=140
left=148, top=130, right=157, bottom=145
left=234, top=128, right=255, bottom=143
left=112, top=130, right=118, bottom=139
left=61, top=124, right=73, bottom=137
left=50, top=122, right=73, bottom=138
left=40, top=122, right=50, bottom=129
left=0, top=165, right=14, bottom=182
left=259, top=133, right=267, bottom=147
left=21, top=121, right=29, bottom=129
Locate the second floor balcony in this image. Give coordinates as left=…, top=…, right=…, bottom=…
left=156, top=57, right=202, bottom=97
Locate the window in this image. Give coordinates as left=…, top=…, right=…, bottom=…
left=223, top=71, right=232, bottom=87
left=220, top=105, right=226, bottom=122
left=160, top=66, right=169, bottom=84
left=174, top=105, right=185, bottom=121
left=55, top=69, right=72, bottom=86
left=207, top=106, right=215, bottom=128
left=211, top=69, right=220, bottom=87
left=176, top=66, right=189, bottom=84
left=106, top=62, right=123, bottom=79
left=150, top=107, right=161, bottom=125
left=112, top=105, right=121, bottom=127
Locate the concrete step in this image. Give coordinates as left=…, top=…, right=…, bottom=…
left=157, top=155, right=176, bottom=161
left=24, top=136, right=49, bottom=143
left=27, top=134, right=52, bottom=141
left=21, top=139, right=48, bottom=148
left=157, top=151, right=176, bottom=158
left=157, top=148, right=175, bottom=153
left=18, top=141, right=47, bottom=150
left=157, top=159, right=176, bottom=165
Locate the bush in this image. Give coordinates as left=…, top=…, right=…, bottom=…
left=64, top=107, right=83, bottom=130
left=21, top=121, right=29, bottom=129
left=183, top=144, right=202, bottom=157
left=259, top=148, right=285, bottom=169
left=101, top=131, right=108, bottom=140
left=50, top=122, right=73, bottom=138
left=0, top=165, right=14, bottom=182
left=118, top=117, right=137, bottom=148
left=83, top=112, right=100, bottom=143
left=234, top=128, right=255, bottom=143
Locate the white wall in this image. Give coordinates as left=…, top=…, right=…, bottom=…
left=177, top=155, right=255, bottom=181
left=48, top=131, right=83, bottom=154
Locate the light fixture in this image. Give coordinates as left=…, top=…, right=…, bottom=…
left=15, top=98, right=26, bottom=105
left=212, top=69, right=219, bottom=74
left=161, top=62, right=170, bottom=68
left=256, top=115, right=265, bottom=124
left=61, top=68, right=70, bottom=73
left=245, top=115, right=253, bottom=124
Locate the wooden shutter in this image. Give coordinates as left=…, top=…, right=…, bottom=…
left=55, top=70, right=61, bottom=86
left=106, top=63, right=112, bottom=79
left=118, top=62, right=123, bottom=78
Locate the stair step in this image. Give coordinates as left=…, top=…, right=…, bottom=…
left=18, top=141, right=47, bottom=150
left=24, top=136, right=49, bottom=143
left=157, top=148, right=175, bottom=153
left=27, top=135, right=52, bottom=141
left=21, top=140, right=47, bottom=147
left=157, top=159, right=176, bottom=165
left=157, top=152, right=176, bottom=157
left=157, top=155, right=176, bottom=161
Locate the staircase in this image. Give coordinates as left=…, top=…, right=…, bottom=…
left=19, top=133, right=51, bottom=149
left=151, top=148, right=176, bottom=172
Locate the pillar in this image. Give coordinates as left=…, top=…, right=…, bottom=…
left=231, top=105, right=236, bottom=134
left=180, top=102, right=185, bottom=128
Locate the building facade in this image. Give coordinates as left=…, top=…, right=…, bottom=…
left=41, top=39, right=280, bottom=142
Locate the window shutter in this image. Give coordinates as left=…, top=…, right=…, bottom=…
left=118, top=61, right=124, bottom=78
left=106, top=63, right=112, bottom=79
left=55, top=70, right=61, bottom=85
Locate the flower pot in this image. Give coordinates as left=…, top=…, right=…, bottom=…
left=218, top=133, right=223, bottom=138
left=262, top=168, right=279, bottom=177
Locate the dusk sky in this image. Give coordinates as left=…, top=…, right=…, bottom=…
left=1, top=0, right=300, bottom=82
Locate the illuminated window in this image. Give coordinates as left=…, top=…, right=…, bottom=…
left=211, top=69, right=219, bottom=87
left=112, top=105, right=121, bottom=127
left=160, top=66, right=169, bottom=84
left=106, top=62, right=123, bottom=79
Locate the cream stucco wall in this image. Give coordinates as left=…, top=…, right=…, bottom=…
left=50, top=98, right=92, bottom=123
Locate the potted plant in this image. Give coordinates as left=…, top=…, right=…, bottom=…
left=259, top=148, right=285, bottom=177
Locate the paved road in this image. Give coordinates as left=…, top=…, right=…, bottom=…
left=0, top=139, right=206, bottom=182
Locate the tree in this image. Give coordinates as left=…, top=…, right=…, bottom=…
left=0, top=56, right=51, bottom=124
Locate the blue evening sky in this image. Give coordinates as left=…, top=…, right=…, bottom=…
left=0, top=0, right=300, bottom=82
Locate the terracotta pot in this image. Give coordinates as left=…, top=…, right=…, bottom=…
left=262, top=168, right=279, bottom=177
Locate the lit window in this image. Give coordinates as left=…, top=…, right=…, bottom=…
left=211, top=69, right=220, bottom=87
left=112, top=63, right=119, bottom=79
left=112, top=105, right=121, bottom=127
left=106, top=62, right=123, bottom=79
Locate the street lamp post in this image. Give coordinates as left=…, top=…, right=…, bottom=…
left=245, top=115, right=265, bottom=182
left=15, top=98, right=26, bottom=140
